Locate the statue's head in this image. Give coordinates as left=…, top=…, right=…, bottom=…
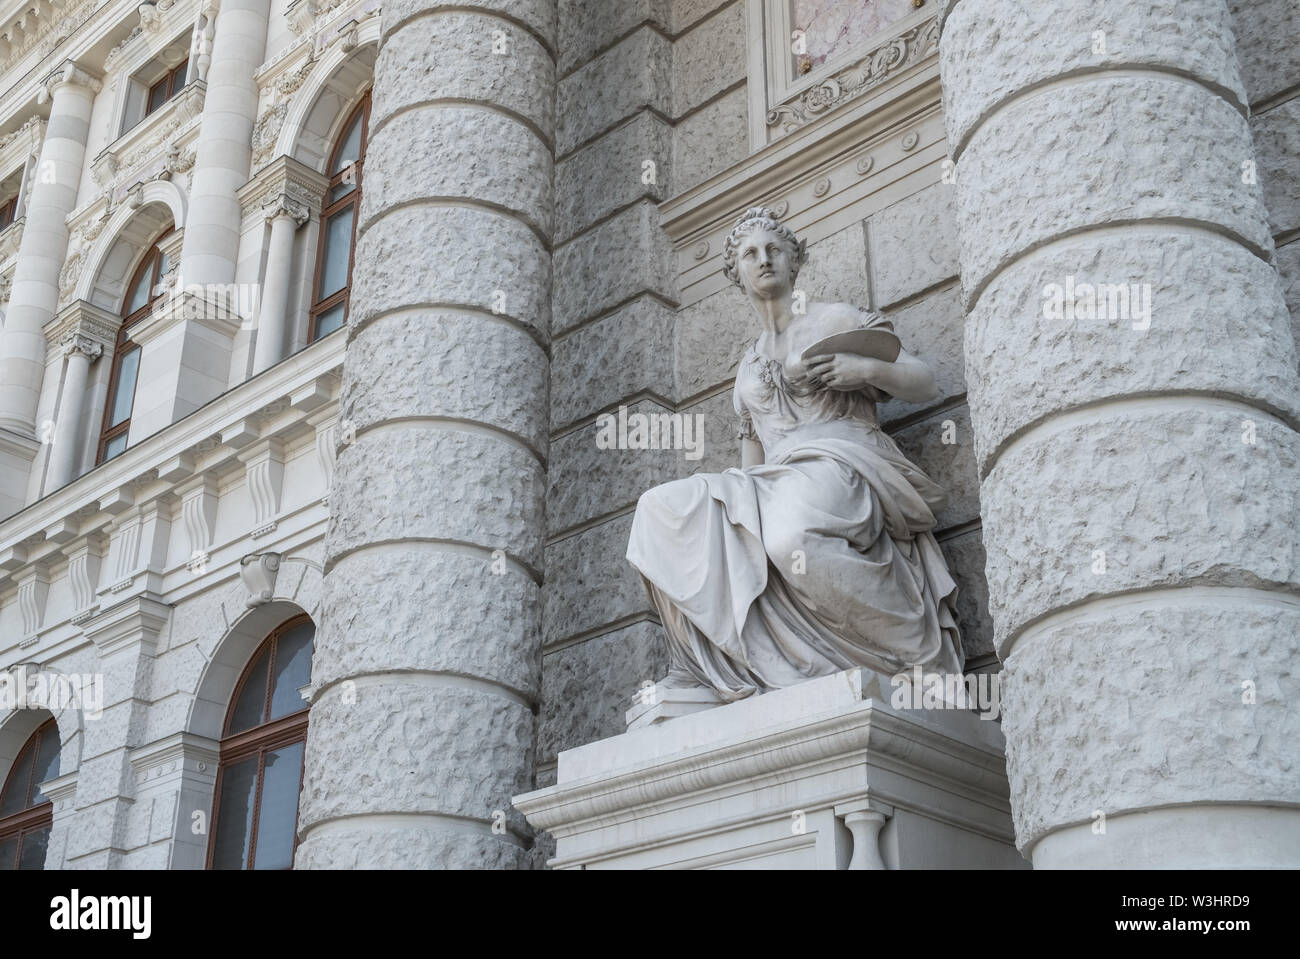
left=723, top=207, right=808, bottom=298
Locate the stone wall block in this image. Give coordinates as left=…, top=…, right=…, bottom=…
left=672, top=85, right=748, bottom=193
left=364, top=107, right=554, bottom=238
left=344, top=310, right=550, bottom=455
left=542, top=514, right=650, bottom=646
left=316, top=547, right=541, bottom=696
left=966, top=233, right=1300, bottom=473
left=956, top=78, right=1273, bottom=302
left=556, top=112, right=672, bottom=243
left=550, top=296, right=675, bottom=431
left=374, top=12, right=555, bottom=139
left=351, top=206, right=551, bottom=339
left=552, top=200, right=676, bottom=333
left=557, top=28, right=672, bottom=155
left=942, top=0, right=1248, bottom=150
left=330, top=426, right=547, bottom=569
left=1252, top=99, right=1300, bottom=239
left=558, top=0, right=670, bottom=74
left=869, top=185, right=960, bottom=310
left=1228, top=0, right=1300, bottom=107
left=671, top=0, right=745, bottom=117
left=1002, top=600, right=1300, bottom=848
left=981, top=408, right=1300, bottom=649
left=891, top=404, right=981, bottom=533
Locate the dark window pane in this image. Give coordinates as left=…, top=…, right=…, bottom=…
left=125, top=255, right=154, bottom=314
left=329, top=178, right=355, bottom=204
left=228, top=646, right=270, bottom=734
left=0, top=836, right=16, bottom=870
left=103, top=433, right=128, bottom=462
left=171, top=60, right=188, bottom=93
left=330, top=112, right=363, bottom=176
left=210, top=756, right=258, bottom=869
left=315, top=206, right=354, bottom=301
left=252, top=741, right=305, bottom=870
left=157, top=249, right=171, bottom=284
left=29, top=726, right=60, bottom=805
left=313, top=303, right=346, bottom=340
left=0, top=739, right=35, bottom=817
left=146, top=79, right=168, bottom=115
left=268, top=624, right=314, bottom=721
left=17, top=827, right=48, bottom=870
left=107, top=346, right=140, bottom=428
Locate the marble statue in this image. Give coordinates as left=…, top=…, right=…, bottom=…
left=627, top=207, right=963, bottom=702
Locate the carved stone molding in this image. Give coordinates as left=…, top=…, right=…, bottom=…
left=239, top=153, right=329, bottom=222
left=263, top=191, right=310, bottom=226
left=0, top=0, right=96, bottom=76
left=59, top=332, right=102, bottom=361
left=765, top=17, right=939, bottom=136
left=38, top=59, right=103, bottom=104
left=47, top=299, right=120, bottom=357
left=90, top=81, right=205, bottom=197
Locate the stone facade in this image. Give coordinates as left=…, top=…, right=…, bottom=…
left=0, top=0, right=1295, bottom=869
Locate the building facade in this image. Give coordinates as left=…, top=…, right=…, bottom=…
left=0, top=0, right=1296, bottom=869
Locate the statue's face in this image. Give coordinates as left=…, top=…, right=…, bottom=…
left=735, top=227, right=797, bottom=300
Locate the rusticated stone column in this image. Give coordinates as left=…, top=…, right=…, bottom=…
left=938, top=0, right=1300, bottom=867
left=295, top=0, right=556, bottom=868
left=0, top=61, right=99, bottom=515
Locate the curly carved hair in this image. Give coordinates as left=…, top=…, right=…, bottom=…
left=721, top=206, right=809, bottom=288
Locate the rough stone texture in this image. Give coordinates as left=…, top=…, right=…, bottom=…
left=672, top=0, right=728, bottom=33
left=557, top=28, right=672, bottom=155
left=891, top=404, right=980, bottom=533
left=966, top=232, right=1300, bottom=473
left=956, top=77, right=1274, bottom=302
left=542, top=513, right=650, bottom=646
left=298, top=682, right=535, bottom=825
left=351, top=205, right=551, bottom=339
left=331, top=426, right=547, bottom=570
left=879, top=283, right=965, bottom=426
left=546, top=399, right=681, bottom=535
left=1279, top=240, right=1300, bottom=353
left=538, top=620, right=667, bottom=764
left=317, top=546, right=541, bottom=696
left=1229, top=0, right=1300, bottom=107
left=382, top=0, right=559, bottom=51
left=296, top=823, right=530, bottom=869
left=675, top=286, right=758, bottom=400
left=557, top=0, right=669, bottom=75
left=672, top=84, right=748, bottom=193
left=797, top=221, right=873, bottom=310
left=364, top=106, right=554, bottom=238
left=373, top=12, right=556, bottom=140
left=671, top=0, right=745, bottom=117
left=552, top=200, right=677, bottom=334
left=981, top=407, right=1300, bottom=648
left=555, top=112, right=672, bottom=243
left=941, top=0, right=1248, bottom=151
left=550, top=296, right=675, bottom=430
left=1252, top=98, right=1300, bottom=239
left=938, top=526, right=994, bottom=663
left=1002, top=599, right=1300, bottom=848
left=869, top=184, right=960, bottom=309
left=345, top=311, right=550, bottom=455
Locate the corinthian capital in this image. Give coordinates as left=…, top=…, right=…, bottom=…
left=60, top=334, right=104, bottom=361
left=263, top=191, right=311, bottom=227
left=38, top=61, right=104, bottom=105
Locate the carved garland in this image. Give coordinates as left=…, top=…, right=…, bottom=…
left=765, top=17, right=940, bottom=135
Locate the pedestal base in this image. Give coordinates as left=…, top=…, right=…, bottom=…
left=514, top=669, right=1029, bottom=869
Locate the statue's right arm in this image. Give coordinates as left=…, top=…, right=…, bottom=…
left=741, top=437, right=765, bottom=468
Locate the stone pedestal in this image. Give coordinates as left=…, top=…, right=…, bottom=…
left=514, top=670, right=1028, bottom=870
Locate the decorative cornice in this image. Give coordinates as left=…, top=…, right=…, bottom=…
left=0, top=0, right=96, bottom=77
left=46, top=299, right=120, bottom=357
left=60, top=332, right=102, bottom=360
left=263, top=191, right=310, bottom=226
left=766, top=16, right=939, bottom=136
left=239, top=153, right=329, bottom=219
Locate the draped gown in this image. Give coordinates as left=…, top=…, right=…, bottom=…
left=626, top=309, right=963, bottom=701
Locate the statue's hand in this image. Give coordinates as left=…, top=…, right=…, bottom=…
left=805, top=352, right=886, bottom=391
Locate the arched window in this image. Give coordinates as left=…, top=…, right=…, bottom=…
left=0, top=719, right=60, bottom=870
left=207, top=614, right=315, bottom=870
left=97, top=239, right=170, bottom=464
left=308, top=92, right=369, bottom=343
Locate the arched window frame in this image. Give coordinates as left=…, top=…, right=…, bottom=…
left=0, top=718, right=59, bottom=870
left=206, top=613, right=314, bottom=870
left=96, top=237, right=171, bottom=465
left=307, top=91, right=370, bottom=344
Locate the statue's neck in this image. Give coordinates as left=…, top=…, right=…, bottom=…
left=750, top=293, right=795, bottom=337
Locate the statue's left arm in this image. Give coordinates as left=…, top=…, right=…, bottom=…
left=804, top=348, right=938, bottom=405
